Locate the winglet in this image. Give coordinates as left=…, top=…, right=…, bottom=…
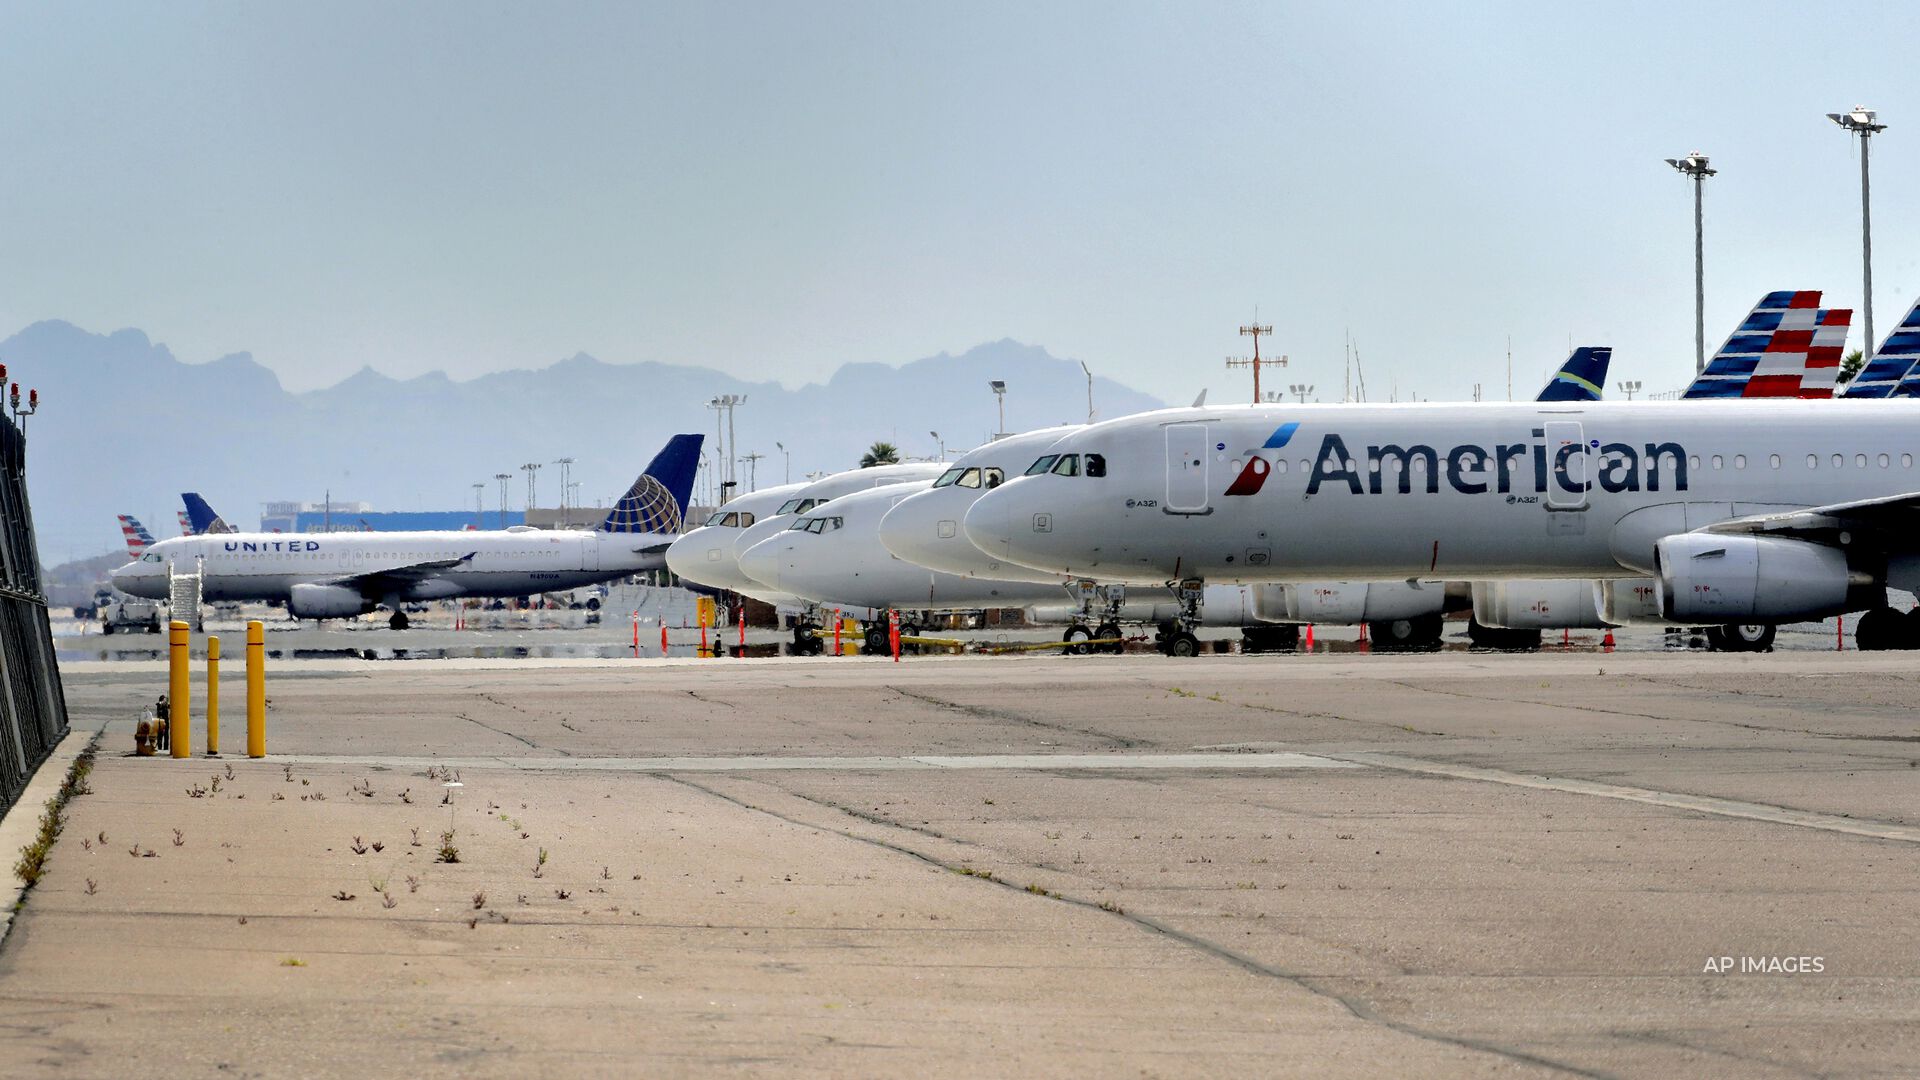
left=1534, top=346, right=1612, bottom=402
left=1191, top=389, right=1208, bottom=408
left=598, top=434, right=705, bottom=534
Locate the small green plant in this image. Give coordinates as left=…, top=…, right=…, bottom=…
left=533, top=848, right=548, bottom=878
left=13, top=739, right=99, bottom=887
left=368, top=871, right=390, bottom=893
left=279, top=957, right=305, bottom=967
left=437, top=830, right=460, bottom=863
left=1097, top=899, right=1125, bottom=914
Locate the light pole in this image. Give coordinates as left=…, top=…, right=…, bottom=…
left=1079, top=361, right=1095, bottom=422
left=1829, top=107, right=1887, bottom=350
left=520, top=462, right=541, bottom=519
left=988, top=380, right=1007, bottom=439
left=707, top=394, right=746, bottom=503
left=739, top=452, right=764, bottom=491
left=929, top=431, right=944, bottom=461
left=494, top=473, right=512, bottom=529
left=1617, top=379, right=1643, bottom=401
left=1665, top=152, right=1716, bottom=375
left=553, top=458, right=574, bottom=526
left=1288, top=383, right=1314, bottom=404
left=775, top=441, right=791, bottom=483
left=471, top=482, right=484, bottom=529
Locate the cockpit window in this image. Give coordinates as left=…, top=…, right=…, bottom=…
left=142, top=552, right=163, bottom=563
left=932, top=466, right=967, bottom=488
left=1025, top=455, right=1059, bottom=476
left=1085, top=454, right=1106, bottom=478
left=956, top=468, right=982, bottom=489
left=792, top=516, right=845, bottom=535
left=776, top=499, right=805, bottom=514
left=737, top=512, right=754, bottom=527
left=984, top=467, right=1005, bottom=488
left=1050, top=454, right=1080, bottom=477
left=796, top=499, right=819, bottom=513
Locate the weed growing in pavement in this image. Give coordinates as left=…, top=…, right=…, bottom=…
left=9, top=739, right=97, bottom=887
left=84, top=878, right=97, bottom=895
left=331, top=890, right=354, bottom=901
left=172, top=829, right=184, bottom=847
left=437, top=830, right=460, bottom=863
left=472, top=891, right=487, bottom=910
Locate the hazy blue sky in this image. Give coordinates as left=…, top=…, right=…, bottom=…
left=2, top=2, right=1915, bottom=403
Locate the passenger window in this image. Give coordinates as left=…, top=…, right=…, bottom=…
left=1905, top=454, right=1914, bottom=468
left=1807, top=454, right=1818, bottom=469
left=1025, top=455, right=1059, bottom=476
left=1084, top=454, right=1106, bottom=478
left=1275, top=459, right=1288, bottom=474
left=1879, top=454, right=1890, bottom=469
left=1050, top=454, right=1079, bottom=477
left=957, top=468, right=981, bottom=489
left=1856, top=454, right=1868, bottom=469
left=983, top=468, right=1004, bottom=488
left=1769, top=454, right=1780, bottom=469
left=1832, top=454, right=1845, bottom=468
left=1710, top=455, right=1723, bottom=470
left=1688, top=455, right=1700, bottom=471
left=1733, top=454, right=1746, bottom=469
left=932, top=467, right=966, bottom=489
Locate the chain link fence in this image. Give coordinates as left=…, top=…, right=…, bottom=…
left=0, top=418, right=69, bottom=818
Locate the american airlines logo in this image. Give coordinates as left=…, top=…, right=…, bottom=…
left=1223, top=425, right=1691, bottom=497
left=224, top=541, right=323, bottom=552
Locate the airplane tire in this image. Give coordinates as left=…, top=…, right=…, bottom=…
left=389, top=611, right=409, bottom=631
left=1466, top=618, right=1541, bottom=651
left=1095, top=622, right=1125, bottom=654
left=1855, top=607, right=1903, bottom=651
left=863, top=626, right=888, bottom=656
left=1164, top=631, right=1201, bottom=658
left=1706, top=623, right=1774, bottom=652
left=102, top=622, right=115, bottom=636
left=1241, top=625, right=1300, bottom=653
left=1062, top=625, right=1093, bottom=656
left=585, top=597, right=601, bottom=611
left=1370, top=613, right=1444, bottom=650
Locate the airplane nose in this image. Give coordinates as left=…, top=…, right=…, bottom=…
left=663, top=531, right=703, bottom=581
left=876, top=497, right=924, bottom=562
left=735, top=537, right=781, bottom=590
left=962, top=486, right=1015, bottom=564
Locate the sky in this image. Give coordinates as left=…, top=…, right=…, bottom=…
left=1, top=1, right=1916, bottom=403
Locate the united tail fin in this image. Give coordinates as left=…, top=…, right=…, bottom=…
left=1684, top=291, right=1829, bottom=398
left=598, top=434, right=705, bottom=534
left=1843, top=297, right=1920, bottom=398
left=117, top=514, right=156, bottom=560
left=182, top=492, right=235, bottom=535
left=1534, top=347, right=1611, bottom=402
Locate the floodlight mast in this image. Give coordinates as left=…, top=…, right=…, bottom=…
left=1617, top=379, right=1642, bottom=401
left=494, top=473, right=512, bottom=529
left=1666, top=152, right=1716, bottom=375
left=988, top=381, right=1007, bottom=439
left=1829, top=107, right=1887, bottom=350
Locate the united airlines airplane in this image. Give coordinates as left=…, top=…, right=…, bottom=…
left=112, top=434, right=703, bottom=629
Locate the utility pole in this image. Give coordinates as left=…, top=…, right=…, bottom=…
left=1079, top=360, right=1095, bottom=422
left=1666, top=152, right=1717, bottom=374
left=495, top=473, right=512, bottom=529
left=1829, top=107, right=1887, bottom=350
left=471, top=482, right=484, bottom=529
left=776, top=441, right=791, bottom=482
left=1225, top=318, right=1279, bottom=404
left=740, top=452, right=764, bottom=491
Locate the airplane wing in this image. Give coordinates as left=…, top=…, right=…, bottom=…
left=1700, top=493, right=1920, bottom=543
left=326, top=552, right=477, bottom=595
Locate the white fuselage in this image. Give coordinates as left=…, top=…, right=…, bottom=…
left=111, top=527, right=670, bottom=603
left=966, top=400, right=1920, bottom=583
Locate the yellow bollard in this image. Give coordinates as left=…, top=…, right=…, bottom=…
left=168, top=620, right=190, bottom=758
left=246, top=620, right=266, bottom=758
left=205, top=635, right=220, bottom=755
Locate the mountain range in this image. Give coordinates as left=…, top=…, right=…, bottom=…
left=1, top=321, right=1165, bottom=562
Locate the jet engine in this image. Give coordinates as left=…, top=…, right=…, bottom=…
left=1654, top=534, right=1855, bottom=622
left=1595, top=578, right=1665, bottom=626
left=288, top=583, right=377, bottom=620
left=1282, top=581, right=1445, bottom=624
left=1471, top=580, right=1609, bottom=630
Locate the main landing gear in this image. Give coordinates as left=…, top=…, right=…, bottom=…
left=1703, top=623, right=1775, bottom=652
left=388, top=609, right=409, bottom=631
left=1368, top=613, right=1446, bottom=651
left=1465, top=617, right=1540, bottom=652
left=790, top=619, right=826, bottom=656
left=1852, top=607, right=1920, bottom=651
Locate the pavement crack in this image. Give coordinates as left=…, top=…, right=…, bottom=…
left=886, top=686, right=1149, bottom=749
left=665, top=775, right=1608, bottom=1080
left=450, top=712, right=566, bottom=756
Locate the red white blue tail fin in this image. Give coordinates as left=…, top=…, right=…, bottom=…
left=118, top=514, right=156, bottom=560
left=1683, top=292, right=1851, bottom=398
left=1844, top=297, right=1920, bottom=398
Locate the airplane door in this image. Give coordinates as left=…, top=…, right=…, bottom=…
left=1165, top=423, right=1211, bottom=515
left=1544, top=420, right=1589, bottom=511
left=582, top=534, right=599, bottom=573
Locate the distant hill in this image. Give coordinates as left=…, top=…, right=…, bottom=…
left=2, top=321, right=1165, bottom=561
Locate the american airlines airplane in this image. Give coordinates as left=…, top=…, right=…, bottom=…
left=117, top=514, right=157, bottom=559
left=112, top=434, right=703, bottom=629
left=962, top=392, right=1920, bottom=656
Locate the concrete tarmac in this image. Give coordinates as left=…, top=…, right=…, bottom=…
left=5, top=649, right=1919, bottom=1077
